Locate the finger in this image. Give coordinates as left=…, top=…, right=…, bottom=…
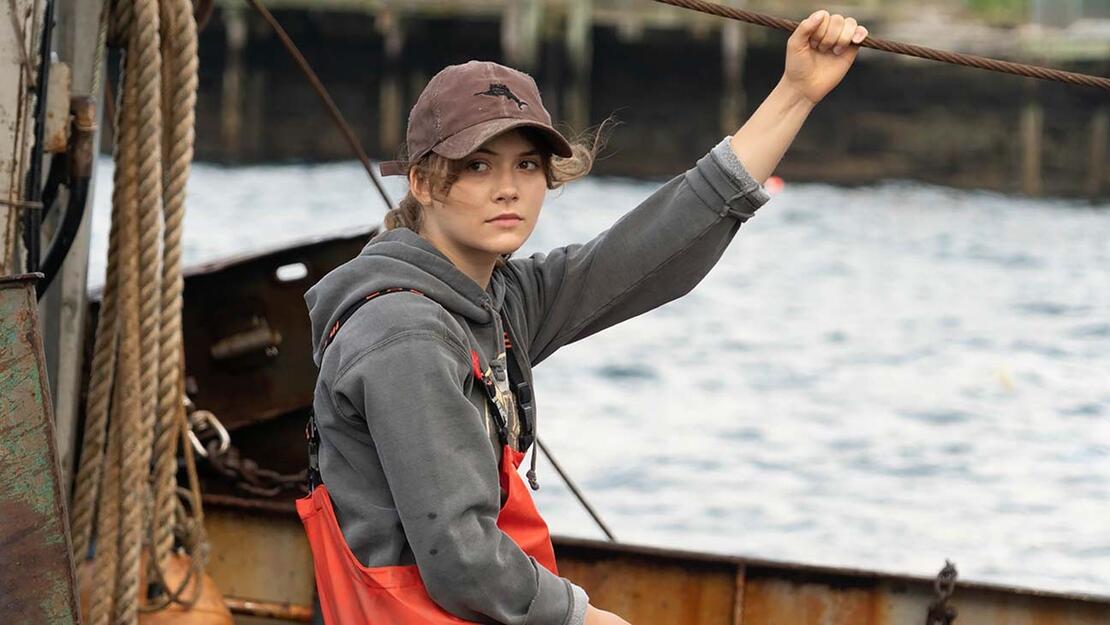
left=852, top=25, right=869, bottom=44
left=818, top=13, right=845, bottom=52
left=808, top=12, right=832, bottom=49
left=833, top=17, right=857, bottom=55
left=792, top=9, right=828, bottom=45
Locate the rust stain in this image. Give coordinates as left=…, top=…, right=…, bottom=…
left=0, top=277, right=79, bottom=624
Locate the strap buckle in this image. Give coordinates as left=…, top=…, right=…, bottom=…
left=306, top=413, right=322, bottom=490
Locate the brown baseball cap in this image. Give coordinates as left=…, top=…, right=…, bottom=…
left=379, top=60, right=573, bottom=176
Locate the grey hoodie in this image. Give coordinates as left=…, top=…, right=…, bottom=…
left=304, top=137, right=770, bottom=625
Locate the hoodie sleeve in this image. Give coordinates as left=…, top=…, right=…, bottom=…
left=505, top=136, right=771, bottom=365
left=329, top=323, right=588, bottom=625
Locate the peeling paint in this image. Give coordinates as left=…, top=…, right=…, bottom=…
left=0, top=278, right=80, bottom=625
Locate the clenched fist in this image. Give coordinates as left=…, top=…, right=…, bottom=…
left=782, top=9, right=869, bottom=104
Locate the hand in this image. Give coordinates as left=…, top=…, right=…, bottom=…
left=585, top=605, right=632, bottom=625
left=782, top=9, right=869, bottom=104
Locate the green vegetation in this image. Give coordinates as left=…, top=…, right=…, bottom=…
left=963, top=0, right=1029, bottom=23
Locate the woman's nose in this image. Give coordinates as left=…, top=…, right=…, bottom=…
left=494, top=171, right=519, bottom=203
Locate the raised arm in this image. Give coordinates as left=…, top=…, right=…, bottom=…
left=731, top=9, right=868, bottom=182
left=502, top=10, right=867, bottom=365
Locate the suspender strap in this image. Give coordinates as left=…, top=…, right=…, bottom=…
left=321, top=288, right=424, bottom=354
left=502, top=314, right=535, bottom=452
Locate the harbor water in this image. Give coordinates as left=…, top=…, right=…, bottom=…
left=91, top=158, right=1110, bottom=597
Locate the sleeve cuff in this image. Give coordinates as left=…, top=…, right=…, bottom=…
left=710, top=135, right=763, bottom=194
left=525, top=557, right=583, bottom=625
left=566, top=582, right=589, bottom=625
left=684, top=137, right=772, bottom=222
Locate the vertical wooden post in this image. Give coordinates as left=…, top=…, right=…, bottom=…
left=543, top=17, right=563, bottom=121
left=245, top=70, right=266, bottom=159
left=503, top=0, right=543, bottom=71
left=565, top=0, right=592, bottom=132
left=720, top=0, right=747, bottom=136
left=222, top=5, right=247, bottom=162
left=616, top=0, right=643, bottom=42
left=408, top=70, right=428, bottom=112
left=1021, top=99, right=1043, bottom=196
left=378, top=8, right=404, bottom=157
left=502, top=1, right=520, bottom=67
left=1087, top=106, right=1107, bottom=199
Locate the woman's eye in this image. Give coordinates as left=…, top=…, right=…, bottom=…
left=520, top=160, right=539, bottom=170
left=467, top=161, right=489, bottom=173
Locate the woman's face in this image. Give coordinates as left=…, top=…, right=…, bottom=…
left=415, top=129, right=548, bottom=263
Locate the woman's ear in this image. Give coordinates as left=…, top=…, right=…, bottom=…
left=408, top=168, right=432, bottom=206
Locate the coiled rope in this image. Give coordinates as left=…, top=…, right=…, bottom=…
left=68, top=0, right=203, bottom=622
left=652, top=0, right=1110, bottom=91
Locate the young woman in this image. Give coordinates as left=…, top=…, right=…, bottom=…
left=302, top=9, right=868, bottom=625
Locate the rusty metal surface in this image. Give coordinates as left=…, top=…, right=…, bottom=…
left=225, top=596, right=312, bottom=622
left=555, top=535, right=1110, bottom=605
left=555, top=536, right=1110, bottom=625
left=43, top=62, right=72, bottom=153
left=178, top=230, right=370, bottom=431
left=203, top=507, right=316, bottom=608
left=86, top=228, right=373, bottom=432
left=0, top=274, right=81, bottom=625
left=201, top=502, right=1110, bottom=625
left=200, top=489, right=1110, bottom=625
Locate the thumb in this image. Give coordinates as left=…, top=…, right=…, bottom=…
left=791, top=9, right=827, bottom=44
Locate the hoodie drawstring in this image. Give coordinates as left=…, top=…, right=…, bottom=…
left=526, top=446, right=540, bottom=490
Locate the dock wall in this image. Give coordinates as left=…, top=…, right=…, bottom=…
left=178, top=4, right=1108, bottom=199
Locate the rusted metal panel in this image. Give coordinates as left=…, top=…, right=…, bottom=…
left=178, top=231, right=371, bottom=431
left=43, top=61, right=72, bottom=153
left=203, top=506, right=316, bottom=607
left=555, top=536, right=1110, bottom=625
left=198, top=498, right=1110, bottom=625
left=742, top=576, right=1110, bottom=625
left=87, top=229, right=373, bottom=432
left=559, top=551, right=737, bottom=623
left=741, top=577, right=888, bottom=625
left=0, top=273, right=81, bottom=625
left=224, top=597, right=312, bottom=622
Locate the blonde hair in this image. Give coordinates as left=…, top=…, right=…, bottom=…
left=383, top=118, right=616, bottom=234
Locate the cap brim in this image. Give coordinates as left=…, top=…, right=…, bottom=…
left=433, top=118, right=574, bottom=161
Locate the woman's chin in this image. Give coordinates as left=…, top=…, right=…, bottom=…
left=479, top=233, right=528, bottom=256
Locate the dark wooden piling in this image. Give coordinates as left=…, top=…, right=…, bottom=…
left=1088, top=106, right=1107, bottom=198
left=377, top=8, right=404, bottom=158
left=565, top=0, right=592, bottom=133
left=1021, top=99, right=1044, bottom=197
left=720, top=0, right=747, bottom=136
left=221, top=5, right=247, bottom=161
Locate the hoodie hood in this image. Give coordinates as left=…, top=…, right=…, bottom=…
left=305, top=227, right=507, bottom=365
